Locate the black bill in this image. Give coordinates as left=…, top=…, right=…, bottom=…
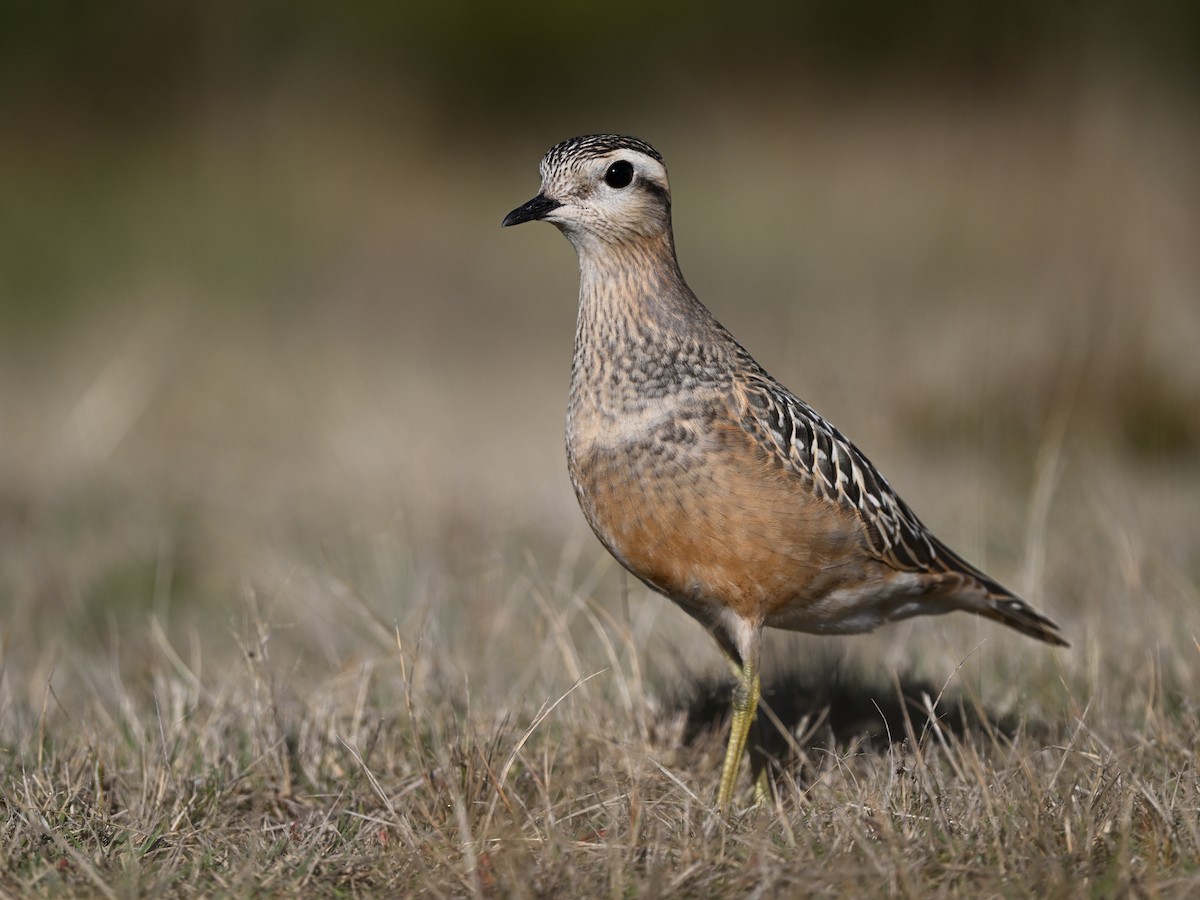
left=502, top=193, right=562, bottom=227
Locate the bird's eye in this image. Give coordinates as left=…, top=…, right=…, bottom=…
left=604, top=160, right=635, bottom=189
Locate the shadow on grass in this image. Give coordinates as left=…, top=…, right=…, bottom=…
left=672, top=656, right=1032, bottom=781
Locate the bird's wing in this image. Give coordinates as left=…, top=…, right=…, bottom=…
left=734, top=372, right=946, bottom=573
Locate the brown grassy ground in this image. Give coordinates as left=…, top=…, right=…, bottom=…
left=2, top=82, right=1199, bottom=896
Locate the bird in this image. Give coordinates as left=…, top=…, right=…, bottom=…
left=502, top=134, right=1067, bottom=813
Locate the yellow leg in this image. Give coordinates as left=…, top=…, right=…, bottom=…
left=716, top=662, right=760, bottom=812
left=753, top=752, right=770, bottom=806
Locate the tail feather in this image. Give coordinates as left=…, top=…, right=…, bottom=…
left=979, top=593, right=1068, bottom=647
left=931, top=536, right=1069, bottom=648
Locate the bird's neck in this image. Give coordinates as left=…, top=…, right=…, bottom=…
left=566, top=231, right=745, bottom=439
left=573, top=233, right=714, bottom=351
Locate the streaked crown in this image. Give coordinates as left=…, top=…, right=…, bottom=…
left=539, top=134, right=665, bottom=178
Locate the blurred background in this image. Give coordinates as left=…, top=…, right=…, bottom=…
left=2, top=1, right=1198, bottom=703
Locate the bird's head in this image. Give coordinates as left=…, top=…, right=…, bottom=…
left=502, top=135, right=672, bottom=253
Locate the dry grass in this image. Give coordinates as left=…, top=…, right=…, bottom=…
left=2, top=82, right=1200, bottom=896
